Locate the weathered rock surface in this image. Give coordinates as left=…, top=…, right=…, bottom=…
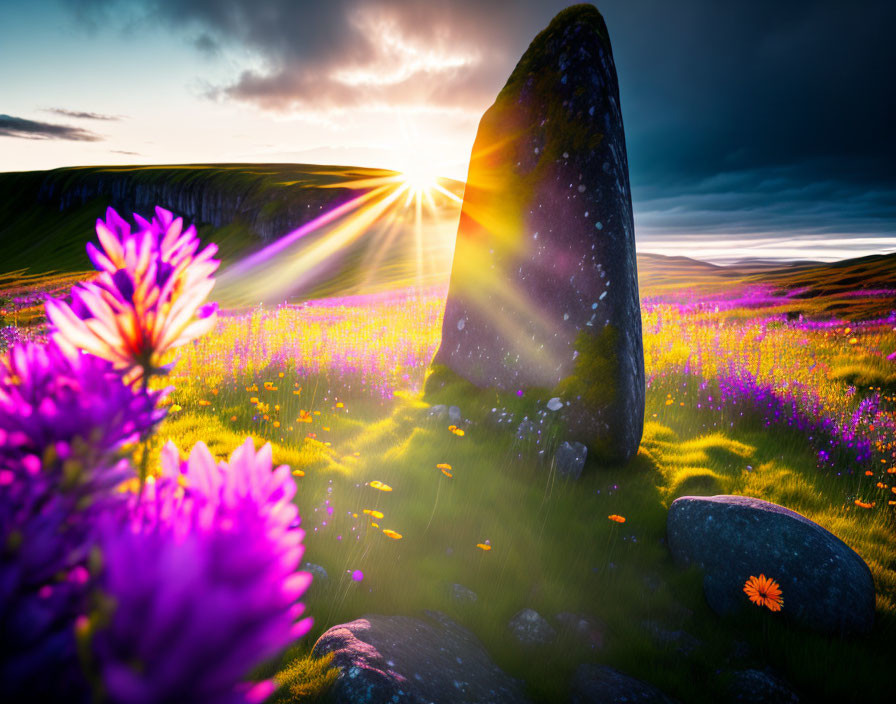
left=570, top=664, right=679, bottom=704
left=507, top=608, right=556, bottom=646
left=312, top=611, right=530, bottom=704
left=431, top=4, right=644, bottom=463
left=667, top=495, right=875, bottom=635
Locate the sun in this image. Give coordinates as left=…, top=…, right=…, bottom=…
left=399, top=159, right=441, bottom=201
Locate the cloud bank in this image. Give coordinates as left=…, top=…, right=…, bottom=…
left=0, top=114, right=102, bottom=141
left=63, top=0, right=896, bottom=248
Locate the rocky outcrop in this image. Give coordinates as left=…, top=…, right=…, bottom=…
left=27, top=165, right=355, bottom=242
left=667, top=495, right=875, bottom=635
left=312, top=611, right=530, bottom=704
left=431, top=4, right=644, bottom=463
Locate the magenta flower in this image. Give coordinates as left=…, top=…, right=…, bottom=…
left=85, top=439, right=312, bottom=703
left=0, top=339, right=163, bottom=488
left=46, top=207, right=219, bottom=383
left=0, top=339, right=160, bottom=700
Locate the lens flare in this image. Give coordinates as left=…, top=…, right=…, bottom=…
left=215, top=166, right=463, bottom=306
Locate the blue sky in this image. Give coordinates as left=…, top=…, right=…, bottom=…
left=2, top=0, right=895, bottom=261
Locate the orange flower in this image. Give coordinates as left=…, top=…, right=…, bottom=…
left=436, top=463, right=452, bottom=470
left=369, top=480, right=393, bottom=492
left=476, top=542, right=491, bottom=551
left=743, top=574, right=783, bottom=611
left=441, top=469, right=453, bottom=478
left=382, top=529, right=402, bottom=539
left=854, top=499, right=875, bottom=509
left=608, top=514, right=626, bottom=523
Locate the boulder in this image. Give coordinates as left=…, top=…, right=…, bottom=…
left=570, top=664, right=679, bottom=704
left=555, top=441, right=587, bottom=479
left=507, top=608, right=556, bottom=646
left=430, top=4, right=644, bottom=462
left=312, top=611, right=530, bottom=704
left=667, top=495, right=875, bottom=635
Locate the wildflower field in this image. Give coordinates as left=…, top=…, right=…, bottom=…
left=3, top=214, right=896, bottom=702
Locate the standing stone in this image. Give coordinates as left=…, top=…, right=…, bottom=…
left=431, top=4, right=644, bottom=462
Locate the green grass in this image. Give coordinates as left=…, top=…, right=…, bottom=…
left=154, top=357, right=896, bottom=703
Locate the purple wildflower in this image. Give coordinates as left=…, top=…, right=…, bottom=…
left=46, top=207, right=219, bottom=383
left=0, top=339, right=164, bottom=485
left=0, top=339, right=161, bottom=700
left=84, top=439, right=312, bottom=703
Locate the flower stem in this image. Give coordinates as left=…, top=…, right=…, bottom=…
left=137, top=366, right=152, bottom=497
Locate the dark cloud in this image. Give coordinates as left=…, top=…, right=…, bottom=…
left=69, top=0, right=555, bottom=111
left=192, top=33, right=219, bottom=56
left=44, top=108, right=122, bottom=121
left=0, top=114, right=102, bottom=141
left=63, top=0, right=896, bottom=244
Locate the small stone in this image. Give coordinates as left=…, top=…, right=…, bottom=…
left=554, top=612, right=606, bottom=650
left=302, top=562, right=328, bottom=584
left=449, top=583, right=478, bottom=603
left=555, top=441, right=587, bottom=479
left=515, top=419, right=536, bottom=442
left=448, top=405, right=462, bottom=423
left=428, top=404, right=448, bottom=420
left=546, top=397, right=563, bottom=411
left=508, top=608, right=556, bottom=646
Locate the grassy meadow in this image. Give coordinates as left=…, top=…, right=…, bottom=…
left=2, top=168, right=896, bottom=702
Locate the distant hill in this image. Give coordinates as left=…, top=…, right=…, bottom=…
left=0, top=164, right=463, bottom=302
left=1, top=164, right=893, bottom=317
left=637, top=251, right=896, bottom=319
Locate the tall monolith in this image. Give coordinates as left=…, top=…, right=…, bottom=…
left=431, top=4, right=644, bottom=462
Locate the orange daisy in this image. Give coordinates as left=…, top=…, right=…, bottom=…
left=743, top=574, right=783, bottom=612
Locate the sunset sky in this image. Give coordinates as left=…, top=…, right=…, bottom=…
left=2, top=0, right=895, bottom=260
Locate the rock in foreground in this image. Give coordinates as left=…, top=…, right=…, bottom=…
left=312, top=611, right=530, bottom=704
left=667, top=495, right=875, bottom=635
left=431, top=4, right=644, bottom=462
